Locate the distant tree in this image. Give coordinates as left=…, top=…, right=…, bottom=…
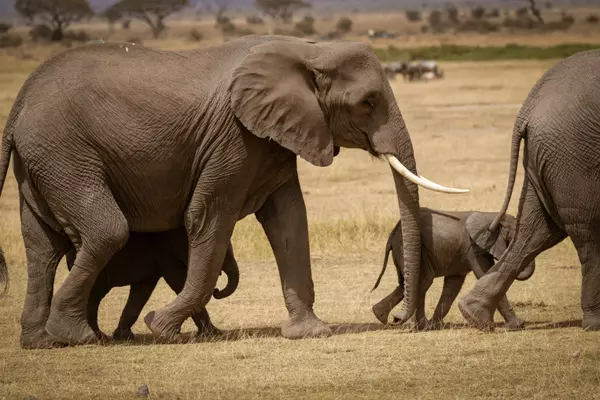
left=405, top=9, right=422, bottom=22
left=0, top=22, right=12, bottom=34
left=486, top=8, right=500, bottom=18
left=14, top=0, right=93, bottom=41
left=586, top=14, right=599, bottom=24
left=445, top=5, right=459, bottom=24
left=255, top=0, right=311, bottom=24
left=336, top=16, right=352, bottom=34
left=471, top=6, right=485, bottom=20
left=294, top=15, right=315, bottom=35
left=201, top=0, right=231, bottom=27
left=516, top=7, right=529, bottom=18
left=101, top=5, right=122, bottom=33
left=106, top=0, right=188, bottom=38
left=528, top=0, right=544, bottom=24
left=428, top=9, right=444, bottom=31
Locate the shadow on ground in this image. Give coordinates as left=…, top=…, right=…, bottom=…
left=95, top=319, right=584, bottom=347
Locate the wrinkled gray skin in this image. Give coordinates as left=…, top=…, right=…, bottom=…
left=2, top=35, right=435, bottom=347
left=371, top=208, right=535, bottom=330
left=458, top=49, right=600, bottom=332
left=64, top=230, right=239, bottom=342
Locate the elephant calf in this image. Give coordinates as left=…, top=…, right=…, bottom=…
left=66, top=229, right=239, bottom=341
left=371, top=208, right=534, bottom=330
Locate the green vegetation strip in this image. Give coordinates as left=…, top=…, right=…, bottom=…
left=375, top=43, right=600, bottom=62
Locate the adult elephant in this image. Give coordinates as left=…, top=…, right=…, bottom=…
left=1, top=35, right=467, bottom=346
left=458, top=49, right=600, bottom=332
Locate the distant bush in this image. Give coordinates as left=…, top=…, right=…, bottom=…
left=374, top=43, right=600, bottom=62
left=246, top=15, right=264, bottom=25
left=544, top=20, right=573, bottom=31
left=445, top=5, right=459, bottom=24
left=216, top=15, right=230, bottom=26
left=586, top=14, right=599, bottom=24
left=189, top=29, right=204, bottom=41
left=457, top=19, right=498, bottom=33
left=560, top=12, right=575, bottom=24
left=234, top=27, right=255, bottom=36
left=516, top=7, right=529, bottom=17
left=63, top=30, right=92, bottom=42
left=295, top=16, right=316, bottom=36
left=486, top=8, right=500, bottom=18
left=405, top=9, right=422, bottom=22
left=122, top=19, right=131, bottom=30
left=220, top=20, right=236, bottom=34
left=0, top=33, right=23, bottom=48
left=0, top=22, right=12, bottom=34
left=29, top=24, right=52, bottom=41
left=336, top=17, right=353, bottom=34
left=502, top=16, right=535, bottom=30
left=471, top=6, right=485, bottom=20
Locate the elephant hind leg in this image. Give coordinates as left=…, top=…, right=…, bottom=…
left=19, top=199, right=71, bottom=349
left=45, top=182, right=129, bottom=346
left=564, top=225, right=600, bottom=330
left=112, top=278, right=159, bottom=341
left=459, top=176, right=567, bottom=331
left=431, top=275, right=466, bottom=327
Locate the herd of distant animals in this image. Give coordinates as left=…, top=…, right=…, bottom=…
left=381, top=60, right=445, bottom=81
left=0, top=34, right=599, bottom=352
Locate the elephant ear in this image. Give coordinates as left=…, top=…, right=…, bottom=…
left=466, top=212, right=502, bottom=257
left=229, top=40, right=334, bottom=167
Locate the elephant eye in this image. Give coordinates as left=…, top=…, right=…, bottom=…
left=361, top=98, right=374, bottom=110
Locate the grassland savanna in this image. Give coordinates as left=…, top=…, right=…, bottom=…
left=1, top=3, right=600, bottom=400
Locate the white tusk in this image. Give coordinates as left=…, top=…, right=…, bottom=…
left=383, top=154, right=470, bottom=194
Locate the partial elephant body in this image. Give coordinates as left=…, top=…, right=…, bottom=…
left=64, top=229, right=239, bottom=341
left=3, top=35, right=466, bottom=348
left=372, top=208, right=534, bottom=330
left=459, top=49, right=600, bottom=332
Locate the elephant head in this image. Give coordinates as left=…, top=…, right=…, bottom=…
left=466, top=213, right=535, bottom=281
left=229, top=37, right=468, bottom=323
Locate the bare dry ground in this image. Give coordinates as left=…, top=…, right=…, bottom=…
left=0, top=41, right=599, bottom=399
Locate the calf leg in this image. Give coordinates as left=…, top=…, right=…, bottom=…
left=431, top=275, right=466, bottom=327
left=112, top=278, right=159, bottom=341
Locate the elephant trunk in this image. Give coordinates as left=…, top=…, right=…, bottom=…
left=0, top=248, right=7, bottom=298
left=213, top=245, right=239, bottom=299
left=516, top=260, right=535, bottom=281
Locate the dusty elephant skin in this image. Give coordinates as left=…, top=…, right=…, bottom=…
left=458, top=49, right=600, bottom=332
left=371, top=208, right=534, bottom=330
left=0, top=35, right=466, bottom=348
left=64, top=229, right=239, bottom=343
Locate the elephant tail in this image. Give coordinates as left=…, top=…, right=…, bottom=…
left=371, top=222, right=399, bottom=292
left=0, top=247, right=8, bottom=298
left=489, top=118, right=528, bottom=232
left=0, top=120, right=14, bottom=199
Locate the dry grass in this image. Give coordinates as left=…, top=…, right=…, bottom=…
left=0, top=36, right=599, bottom=400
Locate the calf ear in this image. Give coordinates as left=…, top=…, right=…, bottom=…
left=466, top=213, right=500, bottom=255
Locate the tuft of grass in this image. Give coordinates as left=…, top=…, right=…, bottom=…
left=374, top=43, right=600, bottom=62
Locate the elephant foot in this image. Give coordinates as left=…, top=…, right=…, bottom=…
left=20, top=328, right=67, bottom=350
left=144, top=310, right=180, bottom=341
left=505, top=317, right=526, bottom=331
left=45, top=310, right=98, bottom=346
left=372, top=302, right=392, bottom=324
left=582, top=313, right=600, bottom=331
left=282, top=314, right=332, bottom=340
left=427, top=319, right=445, bottom=331
left=457, top=294, right=495, bottom=332
left=94, top=330, right=110, bottom=342
left=112, top=328, right=136, bottom=341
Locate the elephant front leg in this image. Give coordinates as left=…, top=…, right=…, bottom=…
left=144, top=179, right=240, bottom=340
left=256, top=176, right=332, bottom=340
